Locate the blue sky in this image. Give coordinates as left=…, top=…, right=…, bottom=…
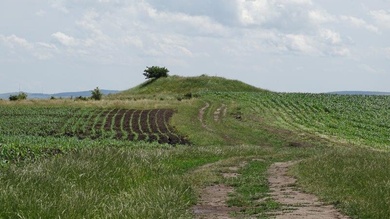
left=1, top=0, right=389, bottom=93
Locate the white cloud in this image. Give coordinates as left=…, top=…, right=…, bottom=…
left=370, top=10, right=390, bottom=28
left=0, top=34, right=57, bottom=60
left=259, top=29, right=350, bottom=57
left=0, top=35, right=33, bottom=49
left=319, top=29, right=341, bottom=44
left=284, top=34, right=319, bottom=55
left=34, top=43, right=58, bottom=60
left=237, top=0, right=274, bottom=26
left=1, top=0, right=389, bottom=93
left=52, top=32, right=79, bottom=46
left=308, top=10, right=335, bottom=24
left=340, top=15, right=379, bottom=33
left=76, top=10, right=103, bottom=36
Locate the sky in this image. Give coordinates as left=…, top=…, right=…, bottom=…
left=1, top=0, right=389, bottom=94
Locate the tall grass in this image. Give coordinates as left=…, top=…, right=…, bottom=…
left=293, top=147, right=390, bottom=219
left=0, top=145, right=285, bottom=218
left=0, top=147, right=194, bottom=218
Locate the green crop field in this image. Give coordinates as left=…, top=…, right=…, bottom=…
left=202, top=92, right=390, bottom=149
left=0, top=76, right=389, bottom=218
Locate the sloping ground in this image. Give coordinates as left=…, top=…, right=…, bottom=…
left=110, top=75, right=266, bottom=99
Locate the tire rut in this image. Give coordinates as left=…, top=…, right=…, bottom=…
left=199, top=102, right=213, bottom=131
left=267, top=161, right=350, bottom=219
left=192, top=160, right=247, bottom=219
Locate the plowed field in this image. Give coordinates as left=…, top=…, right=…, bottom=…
left=64, top=109, right=189, bottom=145
left=0, top=106, right=189, bottom=145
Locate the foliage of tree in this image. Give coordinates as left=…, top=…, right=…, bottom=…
left=9, top=92, right=28, bottom=101
left=143, top=66, right=169, bottom=80
left=75, top=96, right=88, bottom=101
left=91, top=87, right=103, bottom=100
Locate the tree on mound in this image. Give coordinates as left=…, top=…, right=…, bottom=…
left=143, top=66, right=169, bottom=80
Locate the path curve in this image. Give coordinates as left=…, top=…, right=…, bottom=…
left=199, top=102, right=213, bottom=131
left=268, top=161, right=350, bottom=219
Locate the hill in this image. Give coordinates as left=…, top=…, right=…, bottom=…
left=0, top=90, right=120, bottom=100
left=111, top=75, right=266, bottom=99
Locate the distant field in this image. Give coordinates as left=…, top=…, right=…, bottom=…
left=203, top=92, right=390, bottom=149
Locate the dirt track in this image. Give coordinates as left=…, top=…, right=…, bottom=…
left=192, top=160, right=350, bottom=219
left=267, top=161, right=350, bottom=219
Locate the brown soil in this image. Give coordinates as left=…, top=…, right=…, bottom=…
left=68, top=109, right=188, bottom=145
left=199, top=102, right=213, bottom=131
left=139, top=110, right=150, bottom=134
left=192, top=161, right=246, bottom=219
left=214, top=104, right=227, bottom=122
left=267, top=161, right=350, bottom=219
left=193, top=184, right=238, bottom=219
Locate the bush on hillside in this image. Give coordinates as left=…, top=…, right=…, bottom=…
left=9, top=92, right=28, bottom=101
left=143, top=66, right=169, bottom=80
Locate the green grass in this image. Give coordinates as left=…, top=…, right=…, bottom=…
left=293, top=147, right=390, bottom=219
left=110, top=75, right=266, bottom=100
left=200, top=92, right=390, bottom=149
left=226, top=159, right=280, bottom=216
left=0, top=144, right=291, bottom=219
left=0, top=146, right=195, bottom=218
left=1, top=76, right=390, bottom=218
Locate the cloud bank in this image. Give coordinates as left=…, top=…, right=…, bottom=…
left=0, top=0, right=389, bottom=93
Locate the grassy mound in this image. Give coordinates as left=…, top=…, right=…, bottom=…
left=110, top=75, right=266, bottom=99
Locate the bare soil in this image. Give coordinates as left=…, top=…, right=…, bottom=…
left=193, top=160, right=350, bottom=219
left=68, top=109, right=188, bottom=145
left=192, top=161, right=246, bottom=219
left=199, top=102, right=213, bottom=131
left=267, top=161, right=350, bottom=219
left=193, top=184, right=238, bottom=219
left=214, top=104, right=227, bottom=122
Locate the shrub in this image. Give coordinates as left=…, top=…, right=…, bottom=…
left=9, top=92, right=27, bottom=101
left=143, top=66, right=169, bottom=80
left=91, top=87, right=102, bottom=100
left=75, top=96, right=88, bottom=101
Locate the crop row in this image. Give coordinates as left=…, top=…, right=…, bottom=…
left=206, top=92, right=390, bottom=148
left=62, top=109, right=188, bottom=145
left=0, top=106, right=188, bottom=145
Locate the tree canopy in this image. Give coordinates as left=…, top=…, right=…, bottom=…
left=91, top=87, right=102, bottom=100
left=143, top=66, right=169, bottom=80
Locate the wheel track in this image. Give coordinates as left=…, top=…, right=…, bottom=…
left=267, top=161, right=350, bottom=219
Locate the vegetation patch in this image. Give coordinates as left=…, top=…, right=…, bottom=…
left=293, top=147, right=390, bottom=219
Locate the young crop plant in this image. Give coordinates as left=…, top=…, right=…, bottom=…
left=205, top=92, right=390, bottom=149
left=88, top=110, right=106, bottom=139
left=118, top=109, right=129, bottom=140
